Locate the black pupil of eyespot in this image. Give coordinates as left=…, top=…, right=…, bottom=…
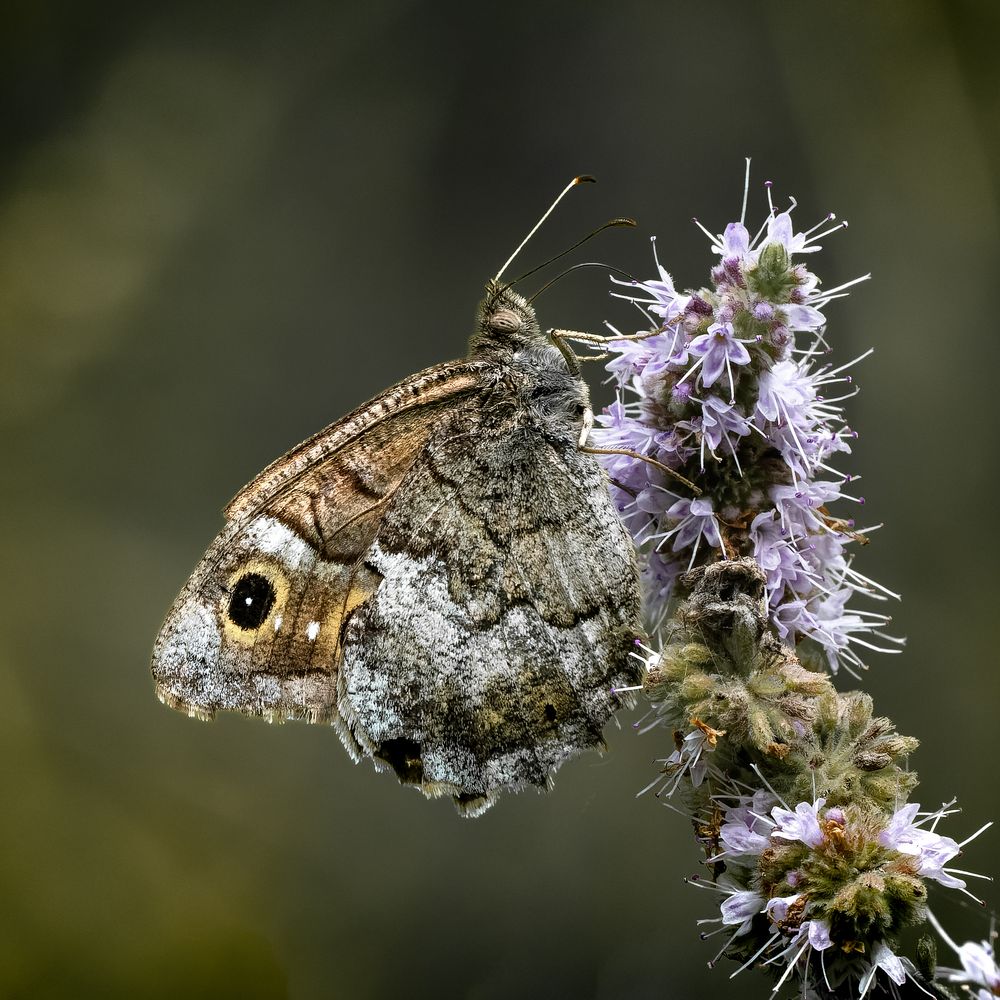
left=228, top=573, right=276, bottom=630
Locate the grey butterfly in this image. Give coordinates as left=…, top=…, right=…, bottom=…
left=151, top=182, right=643, bottom=816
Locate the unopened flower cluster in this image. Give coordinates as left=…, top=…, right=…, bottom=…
left=593, top=185, right=895, bottom=673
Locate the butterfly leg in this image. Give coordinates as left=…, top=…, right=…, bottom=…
left=547, top=328, right=701, bottom=490
left=547, top=328, right=583, bottom=376
left=579, top=445, right=701, bottom=495
left=551, top=328, right=661, bottom=346
left=548, top=328, right=630, bottom=365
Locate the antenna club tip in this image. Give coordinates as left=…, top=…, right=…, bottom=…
left=573, top=175, right=598, bottom=185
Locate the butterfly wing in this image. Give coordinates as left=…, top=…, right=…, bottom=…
left=152, top=356, right=641, bottom=814
left=151, top=361, right=487, bottom=724
left=336, top=373, right=641, bottom=815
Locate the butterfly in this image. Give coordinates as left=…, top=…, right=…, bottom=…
left=151, top=180, right=643, bottom=816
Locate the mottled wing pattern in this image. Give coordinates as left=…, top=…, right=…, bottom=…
left=151, top=362, right=487, bottom=724
left=337, top=382, right=641, bottom=815
left=152, top=343, right=642, bottom=815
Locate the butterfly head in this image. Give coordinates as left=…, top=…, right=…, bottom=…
left=473, top=279, right=542, bottom=350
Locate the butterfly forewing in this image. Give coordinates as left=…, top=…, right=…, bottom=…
left=152, top=362, right=486, bottom=723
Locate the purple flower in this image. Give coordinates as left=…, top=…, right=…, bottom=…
left=785, top=302, right=826, bottom=332
left=878, top=803, right=965, bottom=888
left=756, top=360, right=813, bottom=424
left=719, top=822, right=770, bottom=858
left=687, top=321, right=752, bottom=391
left=766, top=211, right=821, bottom=256
left=749, top=511, right=814, bottom=600
left=720, top=890, right=765, bottom=935
left=662, top=497, right=721, bottom=555
left=665, top=727, right=714, bottom=788
left=771, top=798, right=827, bottom=848
left=877, top=803, right=921, bottom=849
left=611, top=265, right=690, bottom=324
left=770, top=481, right=842, bottom=532
left=686, top=395, right=752, bottom=471
left=858, top=940, right=908, bottom=994
left=640, top=549, right=681, bottom=615
left=771, top=597, right=815, bottom=643
left=705, top=220, right=756, bottom=266
left=602, top=327, right=691, bottom=392
left=721, top=221, right=751, bottom=258
left=765, top=892, right=801, bottom=923
left=943, top=940, right=1000, bottom=1000
left=804, top=919, right=832, bottom=952
left=719, top=791, right=776, bottom=858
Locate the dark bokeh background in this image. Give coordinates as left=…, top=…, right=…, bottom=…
left=2, top=2, right=998, bottom=997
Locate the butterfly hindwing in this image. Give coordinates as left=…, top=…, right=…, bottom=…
left=337, top=380, right=640, bottom=814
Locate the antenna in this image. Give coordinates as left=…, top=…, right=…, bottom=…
left=509, top=217, right=636, bottom=287
left=528, top=261, right=638, bottom=304
left=493, top=175, right=597, bottom=282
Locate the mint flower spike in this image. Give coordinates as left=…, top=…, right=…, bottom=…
left=612, top=169, right=994, bottom=1000
left=591, top=166, right=894, bottom=674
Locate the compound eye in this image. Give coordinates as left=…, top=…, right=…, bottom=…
left=488, top=308, right=522, bottom=333
left=227, top=572, right=277, bottom=630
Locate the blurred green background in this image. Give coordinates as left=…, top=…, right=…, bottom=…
left=2, top=1, right=998, bottom=997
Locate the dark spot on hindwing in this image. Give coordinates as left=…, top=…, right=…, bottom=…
left=227, top=572, right=277, bottom=630
left=543, top=703, right=557, bottom=724
left=376, top=737, right=425, bottom=784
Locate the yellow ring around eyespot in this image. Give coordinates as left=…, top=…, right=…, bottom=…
left=221, top=558, right=292, bottom=647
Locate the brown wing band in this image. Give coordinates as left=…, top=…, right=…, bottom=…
left=224, top=360, right=490, bottom=525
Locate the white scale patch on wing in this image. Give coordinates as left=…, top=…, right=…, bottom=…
left=155, top=594, right=285, bottom=716
left=242, top=515, right=314, bottom=568
left=156, top=597, right=222, bottom=685
left=340, top=541, right=620, bottom=793
left=341, top=543, right=465, bottom=741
